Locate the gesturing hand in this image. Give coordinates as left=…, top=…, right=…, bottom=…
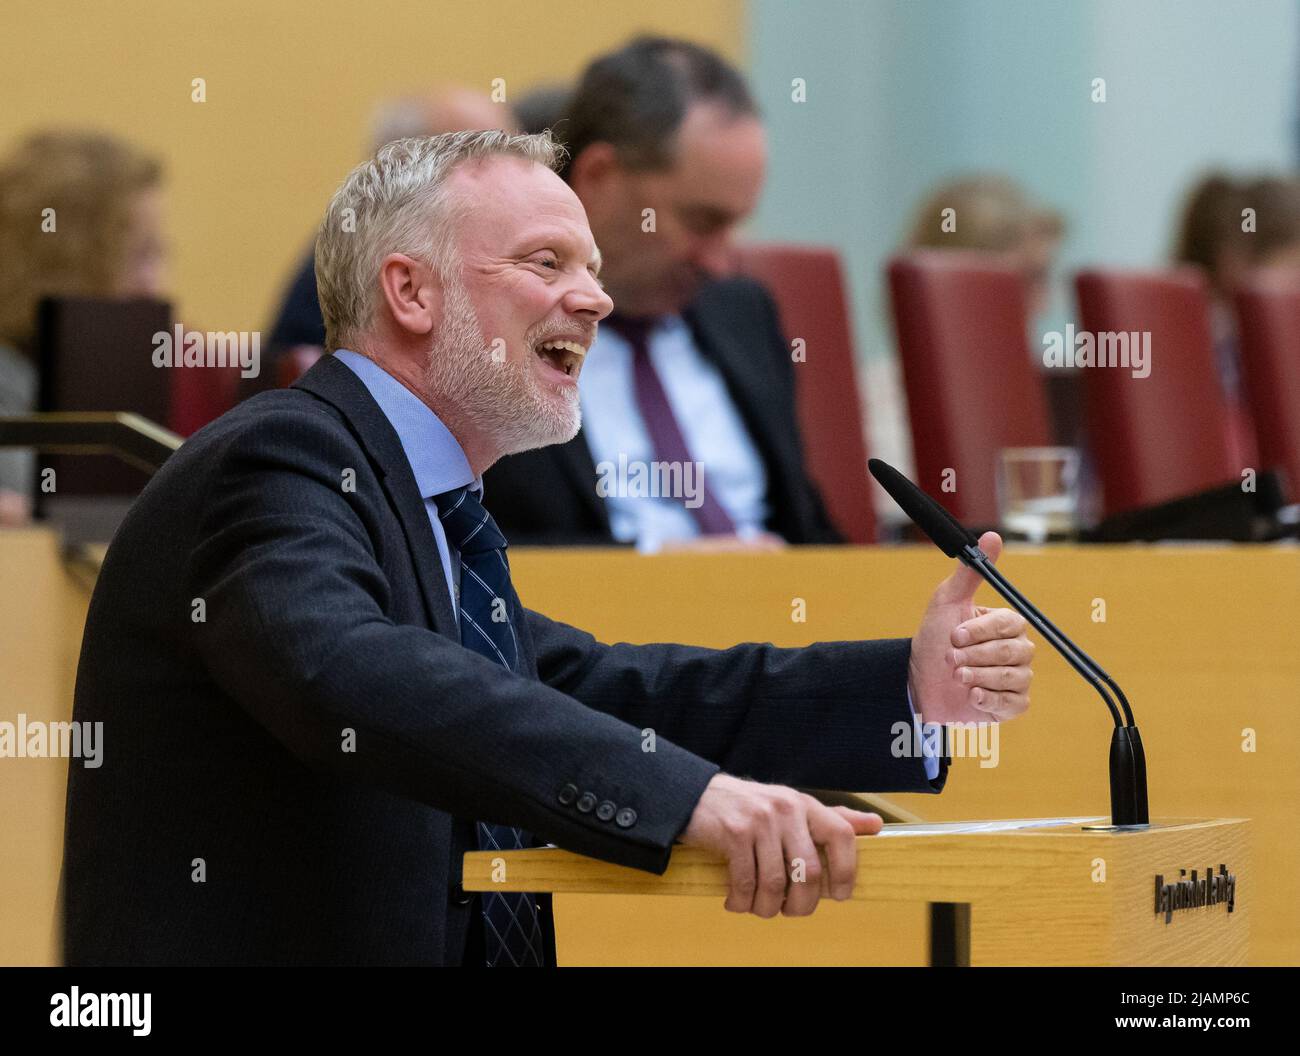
left=908, top=531, right=1034, bottom=725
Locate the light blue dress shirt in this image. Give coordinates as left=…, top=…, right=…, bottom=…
left=578, top=317, right=770, bottom=551
left=335, top=348, right=940, bottom=783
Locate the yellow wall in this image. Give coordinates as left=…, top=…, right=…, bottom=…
left=0, top=0, right=744, bottom=336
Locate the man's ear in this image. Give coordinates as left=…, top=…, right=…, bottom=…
left=378, top=253, right=441, bottom=337
left=567, top=142, right=621, bottom=201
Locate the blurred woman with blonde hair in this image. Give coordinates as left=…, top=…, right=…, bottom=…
left=0, top=130, right=167, bottom=525
left=905, top=174, right=1065, bottom=320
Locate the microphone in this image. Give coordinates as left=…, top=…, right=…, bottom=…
left=868, top=458, right=1149, bottom=828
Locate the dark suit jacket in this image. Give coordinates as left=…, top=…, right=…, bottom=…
left=61, top=352, right=945, bottom=967
left=484, top=277, right=844, bottom=545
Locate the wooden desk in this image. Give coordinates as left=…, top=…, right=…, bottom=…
left=466, top=817, right=1251, bottom=966
left=3, top=532, right=1295, bottom=964
left=509, top=543, right=1297, bottom=965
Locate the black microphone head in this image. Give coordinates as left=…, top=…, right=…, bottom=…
left=868, top=458, right=979, bottom=558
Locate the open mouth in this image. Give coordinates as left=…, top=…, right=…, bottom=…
left=533, top=337, right=587, bottom=379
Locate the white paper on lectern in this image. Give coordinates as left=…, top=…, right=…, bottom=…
left=530, top=817, right=1107, bottom=854
left=877, top=816, right=1105, bottom=836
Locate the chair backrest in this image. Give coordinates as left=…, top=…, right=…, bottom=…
left=1233, top=269, right=1300, bottom=503
left=169, top=357, right=241, bottom=437
left=733, top=243, right=876, bottom=543
left=1074, top=268, right=1238, bottom=517
left=886, top=251, right=1051, bottom=525
left=275, top=344, right=324, bottom=389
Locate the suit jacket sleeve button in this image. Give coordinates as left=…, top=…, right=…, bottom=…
left=557, top=783, right=579, bottom=806
left=576, top=792, right=597, bottom=813
left=595, top=800, right=617, bottom=822
left=615, top=807, right=638, bottom=828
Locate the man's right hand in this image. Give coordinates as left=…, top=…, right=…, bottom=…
left=678, top=772, right=883, bottom=917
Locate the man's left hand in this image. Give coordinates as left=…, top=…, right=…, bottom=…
left=908, top=531, right=1034, bottom=725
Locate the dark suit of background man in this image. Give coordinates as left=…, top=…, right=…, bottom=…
left=484, top=36, right=839, bottom=550
left=62, top=130, right=1033, bottom=967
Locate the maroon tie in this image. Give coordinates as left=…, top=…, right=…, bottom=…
left=601, top=314, right=736, bottom=536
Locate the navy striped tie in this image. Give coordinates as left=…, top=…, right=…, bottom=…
left=434, top=485, right=545, bottom=967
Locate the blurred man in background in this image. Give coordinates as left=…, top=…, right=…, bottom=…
left=513, top=83, right=571, bottom=136
left=484, top=36, right=843, bottom=550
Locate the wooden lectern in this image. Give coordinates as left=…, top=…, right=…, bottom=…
left=464, top=817, right=1248, bottom=966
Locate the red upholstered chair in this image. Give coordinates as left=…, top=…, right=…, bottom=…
left=167, top=348, right=241, bottom=437
left=1074, top=269, right=1242, bottom=517
left=734, top=243, right=876, bottom=543
left=275, top=344, right=324, bottom=388
left=1233, top=269, right=1300, bottom=503
left=886, top=251, right=1052, bottom=526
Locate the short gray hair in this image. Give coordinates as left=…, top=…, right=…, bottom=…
left=315, top=129, right=564, bottom=353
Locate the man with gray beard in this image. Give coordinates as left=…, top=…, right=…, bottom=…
left=62, top=130, right=1034, bottom=966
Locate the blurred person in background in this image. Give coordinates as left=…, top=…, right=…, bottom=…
left=262, top=86, right=519, bottom=376
left=905, top=175, right=1065, bottom=322
left=513, top=82, right=572, bottom=136
left=869, top=175, right=1070, bottom=527
left=1173, top=173, right=1257, bottom=469
left=484, top=36, right=842, bottom=550
left=1173, top=171, right=1300, bottom=419
left=0, top=130, right=167, bottom=526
